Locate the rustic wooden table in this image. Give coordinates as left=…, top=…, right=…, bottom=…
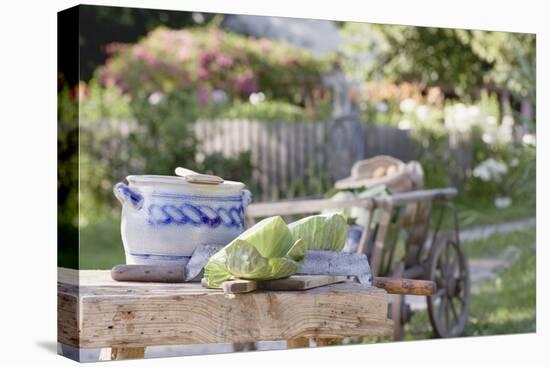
left=58, top=267, right=393, bottom=361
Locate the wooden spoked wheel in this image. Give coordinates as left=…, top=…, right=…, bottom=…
left=427, top=233, right=470, bottom=337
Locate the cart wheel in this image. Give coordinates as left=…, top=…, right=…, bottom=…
left=427, top=232, right=470, bottom=338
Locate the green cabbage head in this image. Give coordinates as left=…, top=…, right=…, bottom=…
left=204, top=213, right=347, bottom=288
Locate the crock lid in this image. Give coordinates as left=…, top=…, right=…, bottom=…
left=126, top=175, right=245, bottom=194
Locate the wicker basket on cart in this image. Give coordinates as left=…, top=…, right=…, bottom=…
left=335, top=155, right=427, bottom=233
left=335, top=155, right=424, bottom=192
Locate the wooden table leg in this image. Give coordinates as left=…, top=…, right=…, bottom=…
left=287, top=337, right=310, bottom=348
left=98, top=348, right=111, bottom=361
left=110, top=347, right=146, bottom=360
left=391, top=262, right=405, bottom=341
left=233, top=342, right=256, bottom=352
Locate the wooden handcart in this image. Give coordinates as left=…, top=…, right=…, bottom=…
left=246, top=187, right=470, bottom=339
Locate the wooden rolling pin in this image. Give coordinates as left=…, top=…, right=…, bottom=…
left=373, top=277, right=435, bottom=296
left=111, top=265, right=435, bottom=296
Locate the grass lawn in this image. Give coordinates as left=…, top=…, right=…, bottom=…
left=404, top=226, right=536, bottom=339
left=435, top=200, right=535, bottom=230
left=454, top=201, right=535, bottom=229
left=80, top=217, right=125, bottom=269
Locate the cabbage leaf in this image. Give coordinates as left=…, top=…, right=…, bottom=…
left=288, top=213, right=347, bottom=252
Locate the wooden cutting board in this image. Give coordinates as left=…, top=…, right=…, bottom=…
left=201, top=275, right=348, bottom=294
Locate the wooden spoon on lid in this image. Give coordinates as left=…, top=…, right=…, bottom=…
left=175, top=167, right=224, bottom=185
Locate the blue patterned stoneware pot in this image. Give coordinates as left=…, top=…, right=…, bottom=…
left=113, top=175, right=252, bottom=266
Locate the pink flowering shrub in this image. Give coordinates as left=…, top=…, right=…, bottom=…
left=97, top=27, right=329, bottom=107
left=77, top=27, right=331, bottom=218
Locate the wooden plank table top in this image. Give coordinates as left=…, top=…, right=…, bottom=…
left=58, top=267, right=393, bottom=349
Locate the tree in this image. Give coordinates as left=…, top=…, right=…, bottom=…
left=77, top=5, right=215, bottom=83
left=339, top=23, right=535, bottom=102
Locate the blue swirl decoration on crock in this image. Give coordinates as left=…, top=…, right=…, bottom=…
left=147, top=202, right=244, bottom=228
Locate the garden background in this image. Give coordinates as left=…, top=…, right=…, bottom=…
left=58, top=5, right=536, bottom=339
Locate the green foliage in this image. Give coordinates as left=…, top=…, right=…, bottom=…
left=339, top=23, right=535, bottom=100
left=58, top=85, right=78, bottom=122
left=58, top=85, right=79, bottom=268
left=198, top=151, right=254, bottom=185
left=462, top=131, right=536, bottom=208
left=378, top=26, right=489, bottom=96
left=465, top=31, right=536, bottom=100
left=215, top=100, right=328, bottom=122
left=409, top=126, right=452, bottom=189
left=58, top=86, right=80, bottom=226
left=506, top=145, right=536, bottom=205
left=79, top=217, right=125, bottom=269
left=358, top=81, right=445, bottom=127
left=79, top=83, right=201, bottom=223
left=99, top=26, right=330, bottom=107
left=127, top=90, right=201, bottom=174
left=352, top=79, right=534, bottom=205
left=78, top=5, right=214, bottom=82
left=79, top=79, right=132, bottom=121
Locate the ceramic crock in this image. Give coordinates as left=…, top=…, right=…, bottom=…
left=113, top=175, right=252, bottom=266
